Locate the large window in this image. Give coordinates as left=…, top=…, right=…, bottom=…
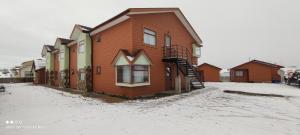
left=117, top=65, right=149, bottom=84
left=78, top=40, right=85, bottom=53
left=143, top=28, right=156, bottom=46
left=235, top=71, right=244, bottom=77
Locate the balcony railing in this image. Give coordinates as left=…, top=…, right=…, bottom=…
left=162, top=45, right=193, bottom=64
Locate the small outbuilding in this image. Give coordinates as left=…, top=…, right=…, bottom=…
left=197, top=63, right=222, bottom=82
left=230, top=60, right=284, bottom=83
left=32, top=59, right=46, bottom=84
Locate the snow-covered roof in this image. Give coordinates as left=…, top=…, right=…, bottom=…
left=33, top=58, right=46, bottom=70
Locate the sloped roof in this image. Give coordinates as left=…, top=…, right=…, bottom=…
left=111, top=49, right=152, bottom=65
left=78, top=24, right=92, bottom=32
left=90, top=8, right=202, bottom=45
left=45, top=45, right=54, bottom=52
left=69, top=24, right=92, bottom=39
left=58, top=38, right=73, bottom=45
left=231, top=59, right=284, bottom=69
left=33, top=58, right=46, bottom=70
left=21, top=60, right=34, bottom=68
left=198, top=63, right=222, bottom=70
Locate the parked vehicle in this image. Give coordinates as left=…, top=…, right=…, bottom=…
left=286, top=70, right=300, bottom=88
left=0, top=85, right=5, bottom=92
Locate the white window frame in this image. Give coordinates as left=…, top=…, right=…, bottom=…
left=193, top=44, right=201, bottom=57
left=78, top=40, right=85, bottom=53
left=235, top=71, right=244, bottom=77
left=115, top=65, right=150, bottom=87
left=60, top=50, right=64, bottom=60
left=79, top=72, right=85, bottom=81
left=143, top=28, right=156, bottom=46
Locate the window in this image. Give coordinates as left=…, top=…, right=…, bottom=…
left=133, top=65, right=149, bottom=83
left=60, top=50, right=64, bottom=60
left=116, top=65, right=150, bottom=84
left=193, top=44, right=201, bottom=57
left=79, top=72, right=85, bottom=80
left=117, top=66, right=130, bottom=83
left=78, top=40, right=85, bottom=53
left=143, top=28, right=156, bottom=46
left=165, top=35, right=171, bottom=46
left=235, top=71, right=244, bottom=77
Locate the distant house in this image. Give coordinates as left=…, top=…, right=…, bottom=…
left=20, top=60, right=34, bottom=78
left=197, top=63, right=221, bottom=82
left=230, top=60, right=284, bottom=83
left=31, top=59, right=46, bottom=84
left=10, top=66, right=21, bottom=78
left=41, top=45, right=55, bottom=85
left=0, top=69, right=11, bottom=78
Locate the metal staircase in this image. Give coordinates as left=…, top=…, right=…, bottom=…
left=162, top=45, right=205, bottom=90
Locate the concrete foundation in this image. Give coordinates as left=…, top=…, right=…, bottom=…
left=185, top=77, right=192, bottom=92
left=175, top=75, right=181, bottom=94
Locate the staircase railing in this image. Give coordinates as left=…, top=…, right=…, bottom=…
left=162, top=45, right=193, bottom=64
left=162, top=45, right=201, bottom=78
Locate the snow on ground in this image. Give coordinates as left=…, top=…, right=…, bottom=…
left=0, top=83, right=300, bottom=135
left=206, top=82, right=300, bottom=97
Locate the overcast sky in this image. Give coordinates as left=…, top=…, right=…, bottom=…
left=0, top=0, right=299, bottom=69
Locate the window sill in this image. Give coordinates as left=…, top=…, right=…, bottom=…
left=143, top=43, right=157, bottom=48
left=116, top=82, right=150, bottom=87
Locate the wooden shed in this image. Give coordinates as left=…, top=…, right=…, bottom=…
left=197, top=63, right=222, bottom=82
left=230, top=60, right=284, bottom=83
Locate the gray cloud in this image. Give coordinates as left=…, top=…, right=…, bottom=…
left=0, top=0, right=299, bottom=69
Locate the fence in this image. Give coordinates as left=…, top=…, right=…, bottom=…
left=0, top=77, right=33, bottom=83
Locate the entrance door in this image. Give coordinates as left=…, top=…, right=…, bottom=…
left=164, top=35, right=173, bottom=90
left=165, top=65, right=173, bottom=91
left=69, top=45, right=78, bottom=89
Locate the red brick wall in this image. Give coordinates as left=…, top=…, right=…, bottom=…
left=129, top=13, right=198, bottom=97
left=92, top=12, right=198, bottom=98
left=92, top=20, right=132, bottom=97
left=198, top=65, right=220, bottom=82
left=69, top=44, right=78, bottom=89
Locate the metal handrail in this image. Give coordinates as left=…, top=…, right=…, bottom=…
left=162, top=45, right=194, bottom=64
left=162, top=45, right=204, bottom=88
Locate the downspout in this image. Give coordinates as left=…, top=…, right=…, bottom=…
left=89, top=32, right=94, bottom=92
